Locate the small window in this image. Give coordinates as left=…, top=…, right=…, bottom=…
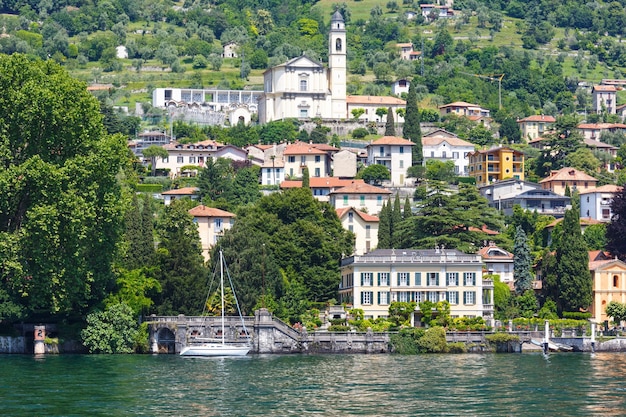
left=336, top=38, right=342, bottom=52
left=614, top=275, right=619, bottom=287
left=300, top=79, right=308, bottom=92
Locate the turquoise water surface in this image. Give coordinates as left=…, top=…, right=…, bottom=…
left=1, top=352, right=625, bottom=416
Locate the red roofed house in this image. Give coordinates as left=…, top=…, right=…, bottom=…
left=592, top=85, right=617, bottom=114
left=161, top=187, right=199, bottom=206
left=577, top=122, right=626, bottom=141
left=283, top=142, right=330, bottom=179
left=517, top=115, right=556, bottom=141
left=396, top=43, right=414, bottom=60
left=422, top=129, right=475, bottom=176
left=588, top=251, right=626, bottom=324
left=329, top=181, right=392, bottom=215
left=188, top=205, right=236, bottom=261
left=539, top=167, right=598, bottom=196
left=281, top=177, right=364, bottom=202
left=336, top=207, right=379, bottom=255
left=478, top=244, right=514, bottom=284
left=439, top=101, right=490, bottom=119
left=157, top=140, right=249, bottom=178
left=579, top=184, right=623, bottom=222
left=366, top=136, right=415, bottom=186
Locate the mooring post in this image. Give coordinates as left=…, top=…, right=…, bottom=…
left=590, top=322, right=596, bottom=353
left=543, top=319, right=550, bottom=354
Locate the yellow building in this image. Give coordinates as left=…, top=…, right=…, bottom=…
left=589, top=251, right=626, bottom=325
left=188, top=205, right=235, bottom=261
left=467, top=146, right=524, bottom=187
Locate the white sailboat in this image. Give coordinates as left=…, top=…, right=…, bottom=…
left=180, top=250, right=251, bottom=357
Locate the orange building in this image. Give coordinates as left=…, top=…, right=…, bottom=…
left=589, top=251, right=626, bottom=324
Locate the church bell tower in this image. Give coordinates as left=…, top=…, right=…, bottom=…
left=329, top=11, right=347, bottom=118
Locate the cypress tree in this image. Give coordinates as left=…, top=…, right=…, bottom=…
left=139, top=194, right=156, bottom=266
left=403, top=81, right=422, bottom=166
left=607, top=184, right=626, bottom=260
left=391, top=194, right=402, bottom=247
left=403, top=195, right=412, bottom=220
left=302, top=166, right=310, bottom=188
left=555, top=200, right=592, bottom=312
left=513, top=225, right=534, bottom=295
left=385, top=106, right=396, bottom=136
left=377, top=201, right=391, bottom=249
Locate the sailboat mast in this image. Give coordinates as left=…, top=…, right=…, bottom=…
left=220, top=250, right=225, bottom=345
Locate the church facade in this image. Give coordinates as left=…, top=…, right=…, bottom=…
left=258, top=11, right=347, bottom=123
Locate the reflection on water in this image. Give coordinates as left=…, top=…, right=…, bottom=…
left=1, top=353, right=626, bottom=416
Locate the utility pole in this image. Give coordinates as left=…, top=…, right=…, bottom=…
left=460, top=72, right=504, bottom=109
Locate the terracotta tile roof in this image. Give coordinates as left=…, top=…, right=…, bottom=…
left=346, top=95, right=406, bottom=105
left=281, top=178, right=364, bottom=189
left=188, top=205, right=235, bottom=218
left=539, top=167, right=598, bottom=183
left=589, top=259, right=621, bottom=271
left=367, top=136, right=415, bottom=146
left=589, top=250, right=611, bottom=262
left=578, top=184, right=622, bottom=195
left=583, top=138, right=617, bottom=150
left=422, top=136, right=474, bottom=147
left=283, top=143, right=327, bottom=155
left=396, top=43, right=413, bottom=48
left=478, top=246, right=513, bottom=259
left=578, top=123, right=626, bottom=129
left=162, top=187, right=198, bottom=195
left=336, top=207, right=379, bottom=222
left=517, top=115, right=556, bottom=123
left=331, top=182, right=392, bottom=195
left=439, top=101, right=483, bottom=109
left=469, top=146, right=522, bottom=155
left=546, top=217, right=603, bottom=228
left=468, top=225, right=499, bottom=235
left=593, top=85, right=617, bottom=92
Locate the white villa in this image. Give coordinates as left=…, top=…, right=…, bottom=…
left=366, top=136, right=414, bottom=186
left=329, top=181, right=392, bottom=215
left=579, top=184, right=622, bottom=222
left=339, top=249, right=493, bottom=322
left=422, top=129, right=475, bottom=176
left=156, top=140, right=249, bottom=177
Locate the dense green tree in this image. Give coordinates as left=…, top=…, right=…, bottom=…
left=403, top=81, right=423, bottom=166
left=583, top=223, right=607, bottom=251
left=377, top=201, right=392, bottom=249
left=153, top=200, right=208, bottom=315
left=516, top=290, right=539, bottom=319
left=391, top=194, right=402, bottom=248
left=403, top=195, right=412, bottom=220
left=356, top=164, right=391, bottom=185
left=142, top=145, right=168, bottom=177
left=0, top=54, right=129, bottom=318
left=425, top=159, right=456, bottom=183
left=258, top=119, right=298, bottom=144
left=513, top=226, right=534, bottom=294
left=555, top=202, right=592, bottom=312
left=81, top=302, right=139, bottom=354
left=606, top=301, right=626, bottom=325
left=606, top=185, right=626, bottom=260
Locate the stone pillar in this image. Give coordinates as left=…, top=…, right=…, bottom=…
left=34, top=325, right=46, bottom=354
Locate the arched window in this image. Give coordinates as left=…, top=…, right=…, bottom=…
left=614, top=275, right=619, bottom=287
left=336, top=38, right=342, bottom=52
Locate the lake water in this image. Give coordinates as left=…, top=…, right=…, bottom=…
left=1, top=352, right=626, bottom=416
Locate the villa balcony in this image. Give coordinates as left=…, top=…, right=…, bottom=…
left=482, top=279, right=494, bottom=289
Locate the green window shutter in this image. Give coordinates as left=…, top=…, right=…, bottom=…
left=436, top=273, right=439, bottom=286
left=415, top=272, right=421, bottom=285
left=377, top=273, right=380, bottom=286
left=361, top=273, right=364, bottom=286
left=397, top=274, right=400, bottom=286
left=377, top=292, right=380, bottom=304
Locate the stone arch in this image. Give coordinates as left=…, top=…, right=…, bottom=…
left=156, top=326, right=176, bottom=354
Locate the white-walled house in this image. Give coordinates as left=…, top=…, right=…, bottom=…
left=156, top=140, right=249, bottom=177
left=329, top=181, right=392, bottom=215
left=281, top=177, right=364, bottom=203
left=579, top=184, right=622, bottom=222
left=517, top=115, right=556, bottom=141
left=189, top=205, right=235, bottom=261
left=161, top=187, right=199, bottom=206
left=422, top=129, right=475, bottom=176
left=346, top=95, right=406, bottom=123
left=339, top=249, right=492, bottom=322
left=592, top=85, right=617, bottom=114
left=478, top=245, right=514, bottom=284
left=366, top=136, right=414, bottom=186
left=336, top=207, right=379, bottom=255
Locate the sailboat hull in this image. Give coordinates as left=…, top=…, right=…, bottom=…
left=180, top=343, right=250, bottom=357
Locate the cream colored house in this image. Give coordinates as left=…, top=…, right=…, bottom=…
left=161, top=187, right=199, bottom=206
left=439, top=101, right=490, bottom=119
left=517, top=115, right=556, bottom=141
left=281, top=177, right=363, bottom=203
left=539, top=167, right=598, bottom=196
left=577, top=123, right=626, bottom=141
left=188, top=205, right=235, bottom=261
left=332, top=149, right=358, bottom=178
left=589, top=251, right=626, bottom=324
left=329, top=181, right=392, bottom=215
left=283, top=142, right=329, bottom=179
left=346, top=95, right=406, bottom=123
left=592, top=85, right=617, bottom=114
left=478, top=245, right=514, bottom=284
left=336, top=207, right=379, bottom=255
left=339, top=249, right=492, bottom=322
left=366, top=136, right=414, bottom=186
left=156, top=140, right=249, bottom=177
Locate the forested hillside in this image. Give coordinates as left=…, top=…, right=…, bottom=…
left=0, top=0, right=624, bottom=119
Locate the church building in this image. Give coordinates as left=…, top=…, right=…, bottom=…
left=258, top=11, right=348, bottom=123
